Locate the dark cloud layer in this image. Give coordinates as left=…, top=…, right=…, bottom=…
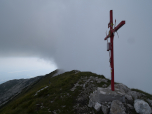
left=0, top=0, right=107, bottom=72
left=0, top=1, right=152, bottom=93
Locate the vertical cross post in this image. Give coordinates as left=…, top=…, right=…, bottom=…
left=104, top=10, right=125, bottom=91
left=110, top=10, right=114, bottom=91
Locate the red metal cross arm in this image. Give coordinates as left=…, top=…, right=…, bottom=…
left=104, top=21, right=125, bottom=40
left=114, top=21, right=125, bottom=32
left=103, top=10, right=125, bottom=91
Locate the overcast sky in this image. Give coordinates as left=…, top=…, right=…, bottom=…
left=0, top=0, right=152, bottom=94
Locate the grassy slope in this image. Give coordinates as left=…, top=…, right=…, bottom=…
left=0, top=70, right=151, bottom=114
left=0, top=70, right=108, bottom=114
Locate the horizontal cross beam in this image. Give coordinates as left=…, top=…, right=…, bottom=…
left=114, top=21, right=125, bottom=32
left=104, top=21, right=125, bottom=40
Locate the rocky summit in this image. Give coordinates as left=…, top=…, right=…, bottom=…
left=0, top=69, right=152, bottom=114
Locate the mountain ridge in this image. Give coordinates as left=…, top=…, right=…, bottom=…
left=0, top=75, right=44, bottom=108
left=0, top=69, right=152, bottom=114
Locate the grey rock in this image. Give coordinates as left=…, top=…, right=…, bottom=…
left=34, top=86, right=48, bottom=96
left=82, top=78, right=91, bottom=89
left=102, top=84, right=107, bottom=88
left=89, top=76, right=108, bottom=83
left=77, top=95, right=87, bottom=105
left=127, top=104, right=133, bottom=109
left=108, top=83, right=131, bottom=94
left=101, top=105, right=109, bottom=114
left=94, top=102, right=101, bottom=111
left=110, top=100, right=126, bottom=114
left=88, top=87, right=126, bottom=108
left=70, top=80, right=80, bottom=91
left=83, top=83, right=86, bottom=88
left=108, top=83, right=141, bottom=100
left=147, top=99, right=152, bottom=106
left=88, top=94, right=95, bottom=107
left=108, top=83, right=142, bottom=100
left=125, top=94, right=133, bottom=101
left=76, top=105, right=89, bottom=113
left=128, top=91, right=141, bottom=100
left=134, top=99, right=152, bottom=114
left=73, top=76, right=96, bottom=114
left=96, top=78, right=108, bottom=83
left=108, top=102, right=111, bottom=105
left=101, top=79, right=108, bottom=83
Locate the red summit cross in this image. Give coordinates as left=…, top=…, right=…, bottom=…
left=104, top=10, right=125, bottom=91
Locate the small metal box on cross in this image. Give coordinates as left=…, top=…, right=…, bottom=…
left=104, top=10, right=125, bottom=91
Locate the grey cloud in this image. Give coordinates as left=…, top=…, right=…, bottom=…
left=0, top=0, right=106, bottom=72
left=0, top=1, right=152, bottom=94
